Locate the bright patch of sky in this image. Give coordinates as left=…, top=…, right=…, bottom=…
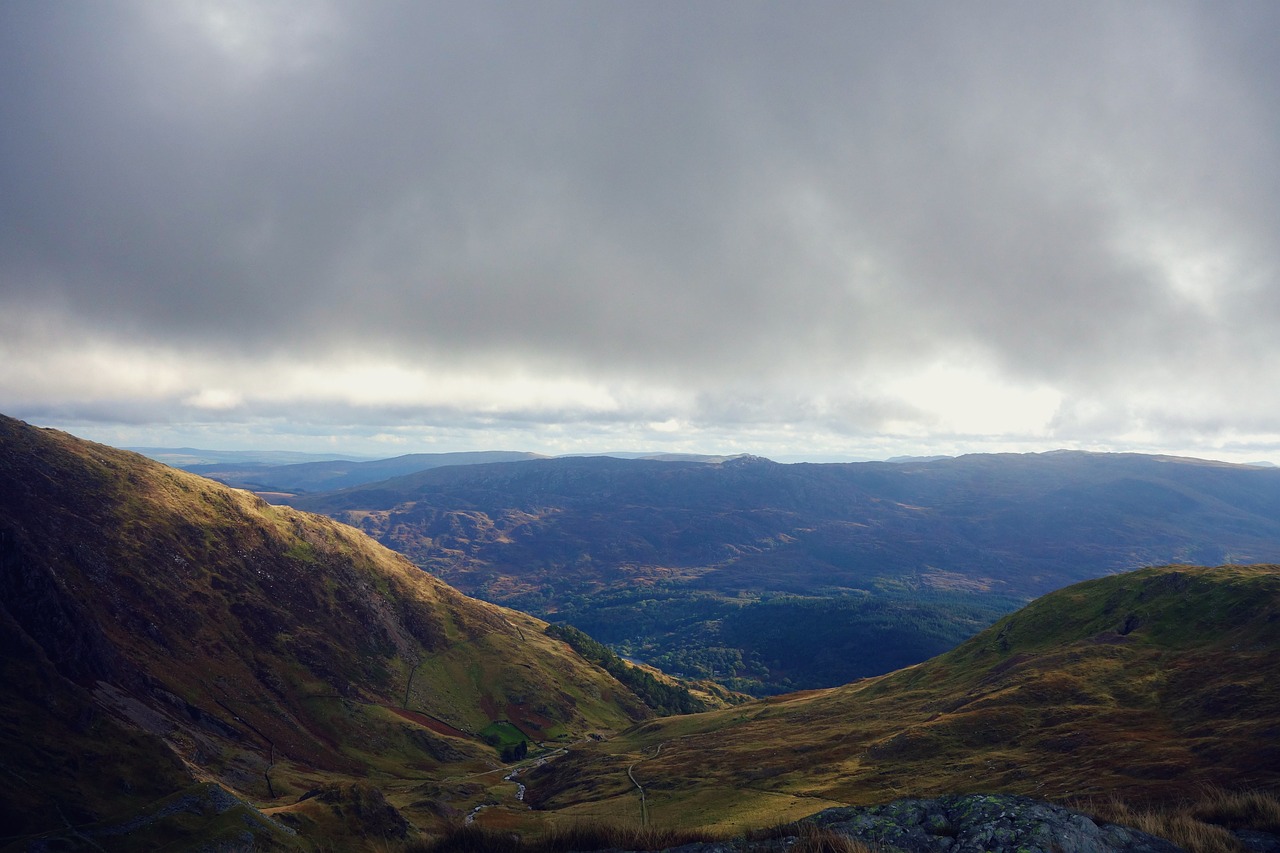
left=4, top=1, right=1280, bottom=465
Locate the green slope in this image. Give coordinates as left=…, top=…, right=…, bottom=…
left=527, top=565, right=1280, bottom=831
left=0, top=415, right=653, bottom=850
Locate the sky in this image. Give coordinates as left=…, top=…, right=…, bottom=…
left=3, top=1, right=1280, bottom=463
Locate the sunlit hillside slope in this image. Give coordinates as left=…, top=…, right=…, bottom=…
left=0, top=415, right=663, bottom=850
left=527, top=564, right=1280, bottom=832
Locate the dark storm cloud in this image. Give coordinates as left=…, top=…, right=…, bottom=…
left=2, top=0, right=1279, bottom=451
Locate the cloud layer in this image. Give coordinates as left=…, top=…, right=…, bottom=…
left=3, top=1, right=1279, bottom=459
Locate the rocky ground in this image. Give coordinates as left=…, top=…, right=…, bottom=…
left=802, top=794, right=1182, bottom=853
left=605, top=793, right=1277, bottom=853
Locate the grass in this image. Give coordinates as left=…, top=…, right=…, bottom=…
left=1190, top=786, right=1280, bottom=833
left=1074, top=786, right=1280, bottom=853
left=406, top=820, right=875, bottom=852
left=8, top=417, right=1280, bottom=849
left=419, top=787, right=1280, bottom=853
left=750, top=821, right=878, bottom=853
left=0, top=415, right=664, bottom=847
left=407, top=822, right=726, bottom=852
left=529, top=565, right=1280, bottom=822
left=479, top=720, right=528, bottom=748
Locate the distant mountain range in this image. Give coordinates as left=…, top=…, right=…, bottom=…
left=126, top=446, right=378, bottom=466
left=4, top=416, right=1280, bottom=849
left=139, top=447, right=749, bottom=494
left=283, top=451, right=1280, bottom=693
left=174, top=450, right=548, bottom=493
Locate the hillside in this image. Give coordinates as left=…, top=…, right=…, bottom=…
left=0, top=416, right=688, bottom=850
left=525, top=564, right=1280, bottom=831
left=287, top=452, right=1280, bottom=693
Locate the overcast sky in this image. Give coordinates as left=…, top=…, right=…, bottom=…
left=3, top=1, right=1279, bottom=462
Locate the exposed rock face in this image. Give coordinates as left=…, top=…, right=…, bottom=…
left=20, top=782, right=295, bottom=852
left=607, top=795, right=1187, bottom=853
left=806, top=794, right=1184, bottom=853
left=1236, top=830, right=1280, bottom=853
left=305, top=783, right=410, bottom=840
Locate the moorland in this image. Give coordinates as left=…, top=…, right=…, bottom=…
left=4, top=414, right=1279, bottom=852
left=266, top=452, right=1280, bottom=694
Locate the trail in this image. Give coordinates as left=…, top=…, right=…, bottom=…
left=626, top=743, right=664, bottom=828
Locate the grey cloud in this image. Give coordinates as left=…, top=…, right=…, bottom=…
left=3, top=1, right=1279, bottom=450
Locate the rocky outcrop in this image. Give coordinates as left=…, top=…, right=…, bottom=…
left=298, top=783, right=410, bottom=840
left=20, top=782, right=295, bottom=852
left=805, top=794, right=1184, bottom=853
left=604, top=794, right=1186, bottom=853
left=0, top=526, right=122, bottom=685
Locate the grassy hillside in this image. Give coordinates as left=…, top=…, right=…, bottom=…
left=287, top=452, right=1280, bottom=693
left=0, top=416, right=659, bottom=850
left=525, top=565, right=1280, bottom=832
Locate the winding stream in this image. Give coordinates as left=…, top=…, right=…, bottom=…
left=464, top=767, right=526, bottom=824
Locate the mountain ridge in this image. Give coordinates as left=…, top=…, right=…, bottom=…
left=285, top=450, right=1280, bottom=693
left=5, top=417, right=1280, bottom=848
left=0, top=415, right=690, bottom=849
left=174, top=449, right=548, bottom=494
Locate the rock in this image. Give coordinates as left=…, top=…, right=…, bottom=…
left=603, top=794, right=1186, bottom=853
left=807, top=794, right=1184, bottom=853
left=310, top=782, right=410, bottom=839
left=1236, top=829, right=1280, bottom=853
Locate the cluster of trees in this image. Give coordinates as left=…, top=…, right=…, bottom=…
left=543, top=624, right=709, bottom=716
left=548, top=582, right=1023, bottom=695
left=500, top=740, right=528, bottom=763
left=717, top=591, right=1022, bottom=689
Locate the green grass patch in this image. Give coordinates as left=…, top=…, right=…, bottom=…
left=480, top=721, right=528, bottom=748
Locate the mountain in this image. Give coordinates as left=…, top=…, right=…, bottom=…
left=170, top=450, right=547, bottom=494
left=0, top=416, right=690, bottom=850
left=286, top=452, right=1280, bottom=693
left=172, top=450, right=739, bottom=496
left=129, top=447, right=377, bottom=466
left=526, top=564, right=1280, bottom=831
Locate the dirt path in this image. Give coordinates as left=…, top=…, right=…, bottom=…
left=626, top=743, right=664, bottom=827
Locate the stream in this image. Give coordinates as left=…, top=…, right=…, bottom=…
left=464, top=767, right=526, bottom=824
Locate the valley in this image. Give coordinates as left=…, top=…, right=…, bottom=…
left=4, top=415, right=1280, bottom=852
left=279, top=452, right=1280, bottom=694
left=526, top=564, right=1280, bottom=830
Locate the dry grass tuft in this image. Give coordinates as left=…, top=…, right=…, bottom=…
left=407, top=821, right=728, bottom=852
left=1190, top=786, right=1280, bottom=834
left=408, top=819, right=876, bottom=852
left=1074, top=786, right=1280, bottom=853
left=786, top=824, right=876, bottom=853
left=748, top=820, right=876, bottom=853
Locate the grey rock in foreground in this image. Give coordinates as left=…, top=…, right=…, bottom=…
left=609, top=794, right=1185, bottom=853
left=805, top=794, right=1182, bottom=853
left=1236, top=829, right=1280, bottom=853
